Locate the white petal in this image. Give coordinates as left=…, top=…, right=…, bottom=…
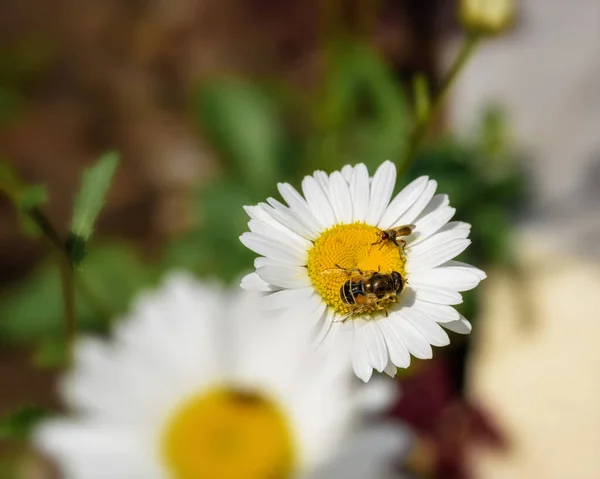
left=393, top=179, right=438, bottom=226
left=409, top=224, right=470, bottom=259
left=350, top=163, right=370, bottom=222
left=352, top=330, right=375, bottom=382
left=410, top=300, right=460, bottom=323
left=408, top=239, right=471, bottom=272
left=329, top=171, right=353, bottom=223
left=394, top=314, right=433, bottom=359
left=410, top=205, right=456, bottom=246
left=262, top=199, right=318, bottom=240
left=304, top=294, right=328, bottom=326
left=240, top=233, right=307, bottom=265
left=443, top=260, right=487, bottom=279
left=441, top=316, right=472, bottom=334
left=378, top=176, right=429, bottom=229
left=246, top=210, right=313, bottom=250
left=384, top=359, right=397, bottom=377
left=302, top=176, right=335, bottom=228
left=240, top=272, right=275, bottom=292
left=254, top=257, right=288, bottom=268
left=341, top=164, right=354, bottom=182
left=415, top=193, right=449, bottom=220
left=403, top=309, right=450, bottom=347
left=314, top=170, right=332, bottom=198
left=257, top=265, right=311, bottom=289
left=438, top=221, right=471, bottom=236
left=377, top=315, right=411, bottom=368
left=414, top=286, right=463, bottom=305
left=366, top=161, right=396, bottom=225
left=262, top=287, right=314, bottom=311
left=277, top=183, right=322, bottom=233
left=248, top=220, right=310, bottom=260
left=410, top=265, right=486, bottom=292
left=314, top=308, right=338, bottom=345
left=34, top=422, right=157, bottom=478
left=361, top=320, right=388, bottom=373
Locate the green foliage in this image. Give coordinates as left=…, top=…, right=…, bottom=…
left=0, top=406, right=47, bottom=441
left=0, top=162, right=48, bottom=237
left=308, top=42, right=409, bottom=173
left=195, top=80, right=283, bottom=193
left=0, top=243, right=159, bottom=348
left=68, top=152, right=119, bottom=265
left=162, top=179, right=256, bottom=282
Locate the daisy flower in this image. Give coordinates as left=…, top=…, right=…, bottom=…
left=240, top=161, right=486, bottom=382
left=34, top=272, right=410, bottom=479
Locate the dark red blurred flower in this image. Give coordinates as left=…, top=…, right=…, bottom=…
left=391, top=355, right=507, bottom=479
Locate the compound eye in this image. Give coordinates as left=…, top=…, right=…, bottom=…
left=391, top=272, right=404, bottom=293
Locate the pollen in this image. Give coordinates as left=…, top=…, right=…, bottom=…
left=307, top=222, right=407, bottom=316
left=161, top=388, right=295, bottom=479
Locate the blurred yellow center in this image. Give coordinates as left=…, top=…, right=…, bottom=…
left=162, top=388, right=295, bottom=479
left=307, top=223, right=406, bottom=316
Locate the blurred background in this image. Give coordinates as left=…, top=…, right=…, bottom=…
left=1, top=0, right=599, bottom=477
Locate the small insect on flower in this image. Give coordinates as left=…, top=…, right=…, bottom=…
left=371, top=224, right=416, bottom=252
left=338, top=268, right=406, bottom=318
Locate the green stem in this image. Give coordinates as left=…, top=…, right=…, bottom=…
left=28, top=207, right=64, bottom=251
left=398, top=33, right=481, bottom=177
left=25, top=207, right=77, bottom=364
left=59, top=258, right=76, bottom=364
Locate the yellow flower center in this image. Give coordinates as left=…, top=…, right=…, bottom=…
left=162, top=388, right=295, bottom=479
left=307, top=222, right=407, bottom=316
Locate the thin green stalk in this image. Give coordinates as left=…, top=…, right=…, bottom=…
left=28, top=207, right=64, bottom=251
left=25, top=207, right=77, bottom=364
left=59, top=258, right=76, bottom=364
left=398, top=33, right=482, bottom=177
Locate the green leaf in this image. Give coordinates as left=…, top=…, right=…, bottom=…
left=0, top=162, right=47, bottom=209
left=0, top=406, right=48, bottom=440
left=195, top=80, right=282, bottom=193
left=68, top=152, right=119, bottom=265
left=0, top=161, right=48, bottom=237
left=310, top=42, right=409, bottom=171
left=18, top=185, right=47, bottom=211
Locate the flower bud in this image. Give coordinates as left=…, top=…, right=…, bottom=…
left=460, top=0, right=515, bottom=35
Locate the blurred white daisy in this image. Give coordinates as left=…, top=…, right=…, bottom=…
left=34, top=273, right=410, bottom=479
left=240, top=161, right=486, bottom=382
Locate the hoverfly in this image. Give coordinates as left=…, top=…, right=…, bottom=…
left=371, top=224, right=415, bottom=252
left=328, top=267, right=406, bottom=320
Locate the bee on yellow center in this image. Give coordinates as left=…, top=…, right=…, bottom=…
left=307, top=223, right=409, bottom=317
